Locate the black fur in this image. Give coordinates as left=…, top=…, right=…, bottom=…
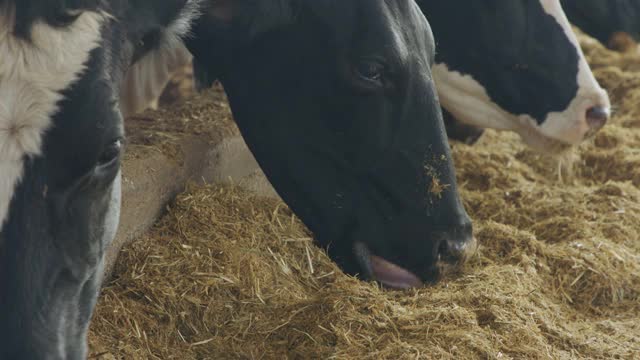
left=0, top=0, right=105, bottom=36
left=238, top=0, right=295, bottom=37
left=419, top=0, right=579, bottom=125
left=562, top=0, right=640, bottom=47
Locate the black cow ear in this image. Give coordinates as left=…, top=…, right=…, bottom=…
left=210, top=0, right=234, bottom=24
left=244, top=0, right=295, bottom=37
left=206, top=0, right=295, bottom=36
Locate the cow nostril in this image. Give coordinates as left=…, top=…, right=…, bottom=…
left=441, top=235, right=477, bottom=265
left=586, top=106, right=609, bottom=131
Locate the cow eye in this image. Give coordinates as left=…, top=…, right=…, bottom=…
left=355, top=59, right=385, bottom=84
left=97, top=139, right=122, bottom=168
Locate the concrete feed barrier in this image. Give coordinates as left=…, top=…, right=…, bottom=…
left=103, top=90, right=277, bottom=280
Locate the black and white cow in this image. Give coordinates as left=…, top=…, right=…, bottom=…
left=0, top=0, right=473, bottom=357
left=418, top=0, right=611, bottom=151
left=562, top=0, right=640, bottom=49
left=0, top=0, right=201, bottom=357
left=186, top=0, right=475, bottom=289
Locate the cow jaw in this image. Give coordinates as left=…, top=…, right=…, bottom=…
left=432, top=63, right=608, bottom=153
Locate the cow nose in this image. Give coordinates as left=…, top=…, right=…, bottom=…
left=439, top=223, right=477, bottom=264
left=586, top=106, right=609, bottom=131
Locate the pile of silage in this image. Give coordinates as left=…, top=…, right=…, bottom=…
left=89, top=33, right=640, bottom=359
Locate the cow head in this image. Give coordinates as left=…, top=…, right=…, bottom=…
left=419, top=0, right=610, bottom=152
left=187, top=0, right=475, bottom=290
left=0, top=0, right=200, bottom=357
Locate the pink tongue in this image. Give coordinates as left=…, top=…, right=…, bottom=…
left=370, top=255, right=424, bottom=289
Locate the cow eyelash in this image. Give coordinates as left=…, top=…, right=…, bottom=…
left=96, top=139, right=123, bottom=169
left=356, top=61, right=385, bottom=82
left=353, top=58, right=389, bottom=90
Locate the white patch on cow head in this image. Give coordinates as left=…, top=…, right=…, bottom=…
left=0, top=9, right=106, bottom=226
left=432, top=0, right=610, bottom=152
left=102, top=170, right=121, bottom=249
left=537, top=0, right=610, bottom=144
left=119, top=0, right=202, bottom=117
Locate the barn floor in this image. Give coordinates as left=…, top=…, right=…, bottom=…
left=89, top=32, right=640, bottom=359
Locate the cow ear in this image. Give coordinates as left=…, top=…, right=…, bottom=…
left=204, top=0, right=295, bottom=35
left=120, top=42, right=192, bottom=117
left=210, top=0, right=234, bottom=24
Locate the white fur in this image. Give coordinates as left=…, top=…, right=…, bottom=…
left=433, top=64, right=515, bottom=132
left=168, top=0, right=203, bottom=39
left=0, top=9, right=106, bottom=226
left=432, top=0, right=610, bottom=150
left=538, top=0, right=610, bottom=143
left=102, top=171, right=122, bottom=249
left=119, top=0, right=202, bottom=117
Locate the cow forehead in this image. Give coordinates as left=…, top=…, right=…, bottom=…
left=535, top=0, right=604, bottom=101
left=0, top=10, right=105, bottom=226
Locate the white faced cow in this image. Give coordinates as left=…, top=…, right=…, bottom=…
left=418, top=0, right=611, bottom=152
left=0, top=0, right=473, bottom=357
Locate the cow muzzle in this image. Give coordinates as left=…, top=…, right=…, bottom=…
left=352, top=227, right=477, bottom=290
left=585, top=105, right=610, bottom=135
left=522, top=89, right=611, bottom=152
left=439, top=232, right=478, bottom=265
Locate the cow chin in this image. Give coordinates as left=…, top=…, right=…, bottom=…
left=513, top=120, right=575, bottom=154
left=352, top=237, right=478, bottom=290
left=434, top=83, right=573, bottom=154
left=536, top=91, right=611, bottom=145
left=441, top=98, right=575, bottom=155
